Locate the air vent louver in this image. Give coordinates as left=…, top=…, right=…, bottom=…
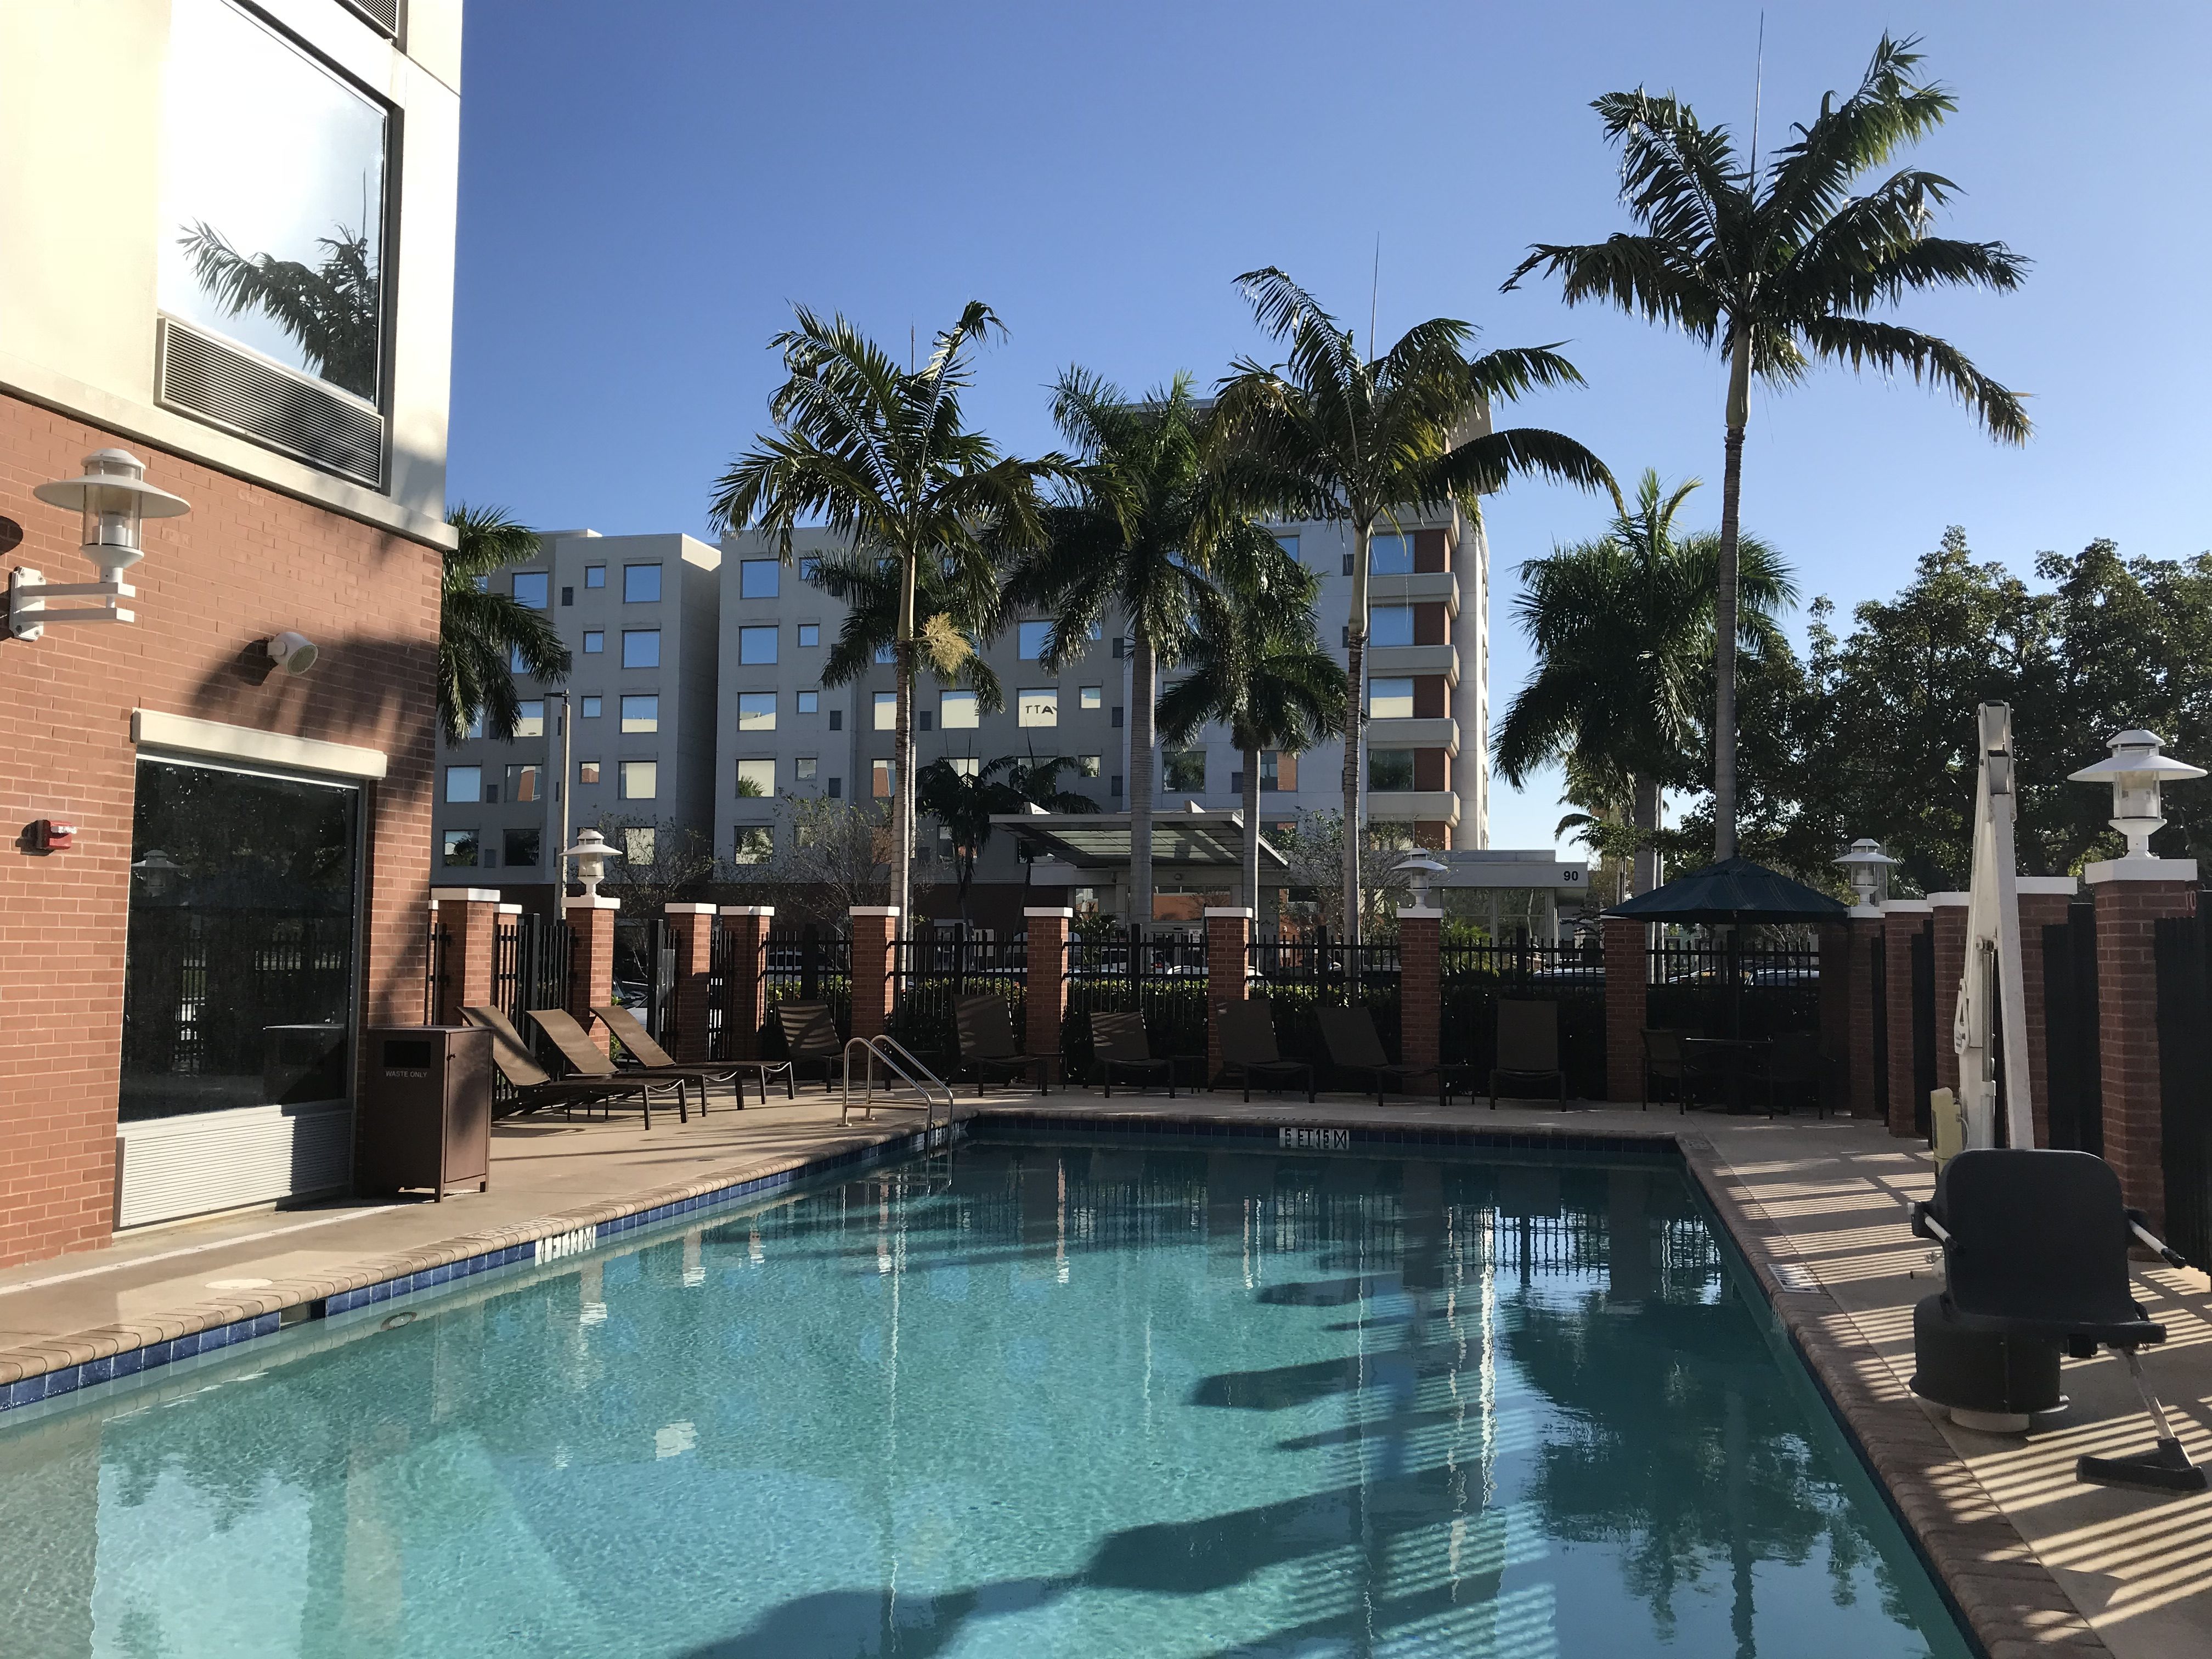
left=339, top=0, right=399, bottom=36
left=159, top=318, right=385, bottom=489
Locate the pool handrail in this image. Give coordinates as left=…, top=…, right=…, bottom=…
left=841, top=1034, right=955, bottom=1133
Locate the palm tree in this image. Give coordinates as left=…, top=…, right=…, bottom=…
left=179, top=221, right=380, bottom=400
left=1505, top=34, right=2029, bottom=858
left=914, top=755, right=1098, bottom=921
left=1217, top=268, right=1614, bottom=945
left=1008, top=370, right=1240, bottom=930
left=438, top=505, right=571, bottom=746
left=1155, top=546, right=1345, bottom=913
left=806, top=544, right=1007, bottom=718
left=1498, top=472, right=1791, bottom=894
left=710, top=303, right=1060, bottom=927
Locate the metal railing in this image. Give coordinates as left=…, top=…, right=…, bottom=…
left=613, top=916, right=676, bottom=1047
left=1440, top=938, right=1607, bottom=1099
left=1063, top=926, right=1209, bottom=1080
left=492, top=913, right=573, bottom=1067
left=841, top=1034, right=955, bottom=1136
left=889, top=924, right=1024, bottom=1064
left=1248, top=929, right=1402, bottom=1063
left=765, top=926, right=853, bottom=1037
left=1646, top=941, right=1819, bottom=1039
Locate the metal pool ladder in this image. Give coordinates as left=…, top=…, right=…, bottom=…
left=842, top=1035, right=955, bottom=1136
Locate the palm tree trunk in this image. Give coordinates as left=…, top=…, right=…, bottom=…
left=1342, top=520, right=1372, bottom=947
left=1130, top=630, right=1156, bottom=932
left=1243, top=743, right=1262, bottom=917
left=893, top=553, right=918, bottom=934
left=1632, top=775, right=1661, bottom=896
left=1714, top=332, right=1752, bottom=862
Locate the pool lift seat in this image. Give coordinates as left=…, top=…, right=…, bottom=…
left=1911, top=1148, right=2205, bottom=1495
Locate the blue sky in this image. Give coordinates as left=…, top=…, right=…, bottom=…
left=448, top=2, right=2212, bottom=853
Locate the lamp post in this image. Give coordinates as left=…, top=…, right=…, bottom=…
left=10, top=449, right=190, bottom=639
left=131, top=849, right=183, bottom=899
left=2068, top=730, right=2205, bottom=859
left=1833, top=838, right=1898, bottom=909
left=562, top=828, right=622, bottom=902
left=1393, top=853, right=1447, bottom=911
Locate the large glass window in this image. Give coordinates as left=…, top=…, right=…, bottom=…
left=733, top=825, right=774, bottom=864
left=1163, top=750, right=1206, bottom=793
left=737, top=692, right=776, bottom=731
left=1369, top=749, right=1416, bottom=791
left=1017, top=687, right=1058, bottom=728
left=620, top=695, right=659, bottom=733
left=1018, top=620, right=1053, bottom=660
left=736, top=759, right=776, bottom=797
left=940, top=690, right=979, bottom=729
left=502, top=827, right=541, bottom=868
left=874, top=692, right=898, bottom=731
left=1370, top=606, right=1415, bottom=647
left=159, top=0, right=388, bottom=403
left=503, top=763, right=542, bottom=803
left=441, top=828, right=478, bottom=866
left=622, top=630, right=662, bottom=669
left=512, top=699, right=545, bottom=738
left=620, top=760, right=657, bottom=800
left=740, top=560, right=780, bottom=599
left=443, top=765, right=481, bottom=803
left=511, top=572, right=549, bottom=609
left=1369, top=677, right=1415, bottom=719
left=1370, top=533, right=1415, bottom=574
left=122, top=758, right=361, bottom=1121
left=740, top=627, right=778, bottom=664
left=624, top=564, right=663, bottom=603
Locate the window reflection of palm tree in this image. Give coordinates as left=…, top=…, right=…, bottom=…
left=178, top=219, right=380, bottom=401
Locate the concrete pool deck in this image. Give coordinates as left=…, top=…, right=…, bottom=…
left=1, top=1088, right=2205, bottom=1659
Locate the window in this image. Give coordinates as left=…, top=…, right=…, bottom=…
left=1370, top=606, right=1414, bottom=647
left=798, top=556, right=821, bottom=583
left=504, top=763, right=543, bottom=804
left=1261, top=751, right=1296, bottom=792
left=580, top=695, right=602, bottom=719
left=797, top=690, right=819, bottom=714
left=513, top=700, right=545, bottom=738
left=619, top=760, right=657, bottom=800
left=874, top=642, right=895, bottom=665
left=1276, top=535, right=1299, bottom=560
left=585, top=565, right=606, bottom=588
left=1077, top=755, right=1102, bottom=777
left=1370, top=533, right=1414, bottom=574
left=736, top=759, right=775, bottom=797
left=828, top=777, right=842, bottom=799
left=1080, top=686, right=1102, bottom=710
left=463, top=712, right=484, bottom=742
left=509, top=645, right=529, bottom=674
left=561, top=586, right=574, bottom=607
left=1018, top=620, right=1053, bottom=660
left=1368, top=749, right=1415, bottom=791
left=1163, top=750, right=1205, bottom=792
left=577, top=760, right=601, bottom=786
left=732, top=825, right=774, bottom=864
left=582, top=631, right=604, bottom=654
left=1017, top=687, right=1058, bottom=728
left=795, top=756, right=818, bottom=782
left=444, top=765, right=482, bottom=804
left=739, top=626, right=777, bottom=664
left=622, top=629, right=661, bottom=668
left=442, top=828, right=479, bottom=867
left=1110, top=774, right=1124, bottom=798
left=511, top=572, right=549, bottom=609
left=623, top=826, right=656, bottom=865
left=158, top=0, right=388, bottom=404
left=828, top=709, right=843, bottom=731
left=740, top=560, right=779, bottom=599
left=482, top=847, right=498, bottom=868
left=737, top=692, right=776, bottom=731
left=798, top=623, right=821, bottom=648
left=1369, top=677, right=1415, bottom=719
left=874, top=692, right=897, bottom=731
left=872, top=759, right=895, bottom=798
left=916, top=709, right=933, bottom=732
left=620, top=695, right=659, bottom=733
left=623, top=564, right=663, bottom=603
left=1343, top=553, right=1356, bottom=575
left=502, top=827, right=541, bottom=868
left=940, top=690, right=979, bottom=729
left=1111, top=706, right=1124, bottom=729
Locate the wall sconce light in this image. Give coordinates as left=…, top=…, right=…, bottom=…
left=1833, top=838, right=1899, bottom=905
left=1394, top=852, right=1447, bottom=909
left=9, top=449, right=190, bottom=640
left=562, top=827, right=623, bottom=900
left=264, top=631, right=320, bottom=674
left=2068, top=729, right=2205, bottom=859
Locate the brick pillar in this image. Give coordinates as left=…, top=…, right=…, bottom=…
left=2015, top=877, right=2078, bottom=1148
left=1846, top=912, right=1884, bottom=1119
left=565, top=897, right=621, bottom=1054
left=720, top=905, right=774, bottom=1059
left=1883, top=901, right=1932, bottom=1137
left=1397, top=907, right=1442, bottom=1071
left=1204, top=908, right=1252, bottom=1083
left=2088, top=859, right=2197, bottom=1232
left=849, top=907, right=898, bottom=1044
left=663, top=902, right=719, bottom=1062
left=1602, top=917, right=1645, bottom=1103
left=1929, top=893, right=1969, bottom=1095
left=433, top=889, right=502, bottom=1026
left=1024, top=908, right=1071, bottom=1080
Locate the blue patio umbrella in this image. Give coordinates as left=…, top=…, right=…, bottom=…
left=1601, top=856, right=1848, bottom=925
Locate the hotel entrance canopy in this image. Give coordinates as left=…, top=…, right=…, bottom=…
left=989, top=810, right=1289, bottom=872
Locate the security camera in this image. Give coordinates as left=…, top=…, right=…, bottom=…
left=264, top=630, right=319, bottom=674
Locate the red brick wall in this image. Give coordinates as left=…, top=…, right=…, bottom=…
left=1204, top=910, right=1250, bottom=1081
left=1602, top=917, right=1645, bottom=1102
left=1931, top=901, right=1967, bottom=1094
left=2089, top=874, right=2194, bottom=1231
left=1024, top=910, right=1070, bottom=1074
left=849, top=910, right=896, bottom=1042
left=1847, top=916, right=1883, bottom=1119
left=1884, top=910, right=1929, bottom=1137
left=1397, top=911, right=1440, bottom=1070
left=0, top=393, right=439, bottom=1267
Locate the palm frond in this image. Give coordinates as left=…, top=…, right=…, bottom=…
left=1796, top=315, right=2032, bottom=442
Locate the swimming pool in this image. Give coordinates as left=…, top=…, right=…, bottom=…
left=0, top=1132, right=1969, bottom=1657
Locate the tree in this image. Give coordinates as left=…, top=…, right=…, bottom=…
left=178, top=221, right=380, bottom=400
left=710, top=304, right=1059, bottom=932
left=438, top=505, right=570, bottom=745
left=1497, top=471, right=1791, bottom=893
left=593, top=816, right=720, bottom=917
left=913, top=754, right=1097, bottom=921
left=1506, top=34, right=2030, bottom=858
left=806, top=545, right=1008, bottom=719
left=1272, top=811, right=1420, bottom=939
left=725, top=797, right=894, bottom=924
left=1154, top=544, right=1345, bottom=913
left=1218, top=268, right=1613, bottom=945
left=1008, top=370, right=1242, bottom=930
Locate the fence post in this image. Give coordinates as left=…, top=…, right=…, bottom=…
left=1881, top=900, right=1933, bottom=1137
left=717, top=905, right=775, bottom=1059
left=2087, top=857, right=2197, bottom=1232
left=1602, top=916, right=1644, bottom=1103
left=850, top=906, right=899, bottom=1044
left=1205, top=909, right=1252, bottom=1084
left=663, top=902, right=719, bottom=1062
left=1025, top=908, right=1073, bottom=1080
left=1846, top=906, right=1885, bottom=1119
left=432, top=889, right=503, bottom=1026
left=2015, top=876, right=2079, bottom=1148
left=1816, top=921, right=1850, bottom=1112
left=565, top=896, right=622, bottom=1053
left=1928, top=892, right=1970, bottom=1098
left=1397, top=906, right=1441, bottom=1071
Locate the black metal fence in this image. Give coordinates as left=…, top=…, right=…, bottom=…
left=889, top=925, right=1025, bottom=1064
left=492, top=912, right=573, bottom=1067
left=612, top=917, right=676, bottom=1046
left=766, top=926, right=853, bottom=1042
left=2154, top=910, right=2211, bottom=1267
left=1062, top=927, right=1209, bottom=1080
left=1440, top=940, right=1606, bottom=1099
left=1645, top=941, right=1821, bottom=1039
left=1248, top=930, right=1403, bottom=1068
left=423, top=917, right=449, bottom=1025
left=2045, top=900, right=2102, bottom=1155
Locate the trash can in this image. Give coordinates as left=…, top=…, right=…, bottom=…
left=356, top=1026, right=492, bottom=1200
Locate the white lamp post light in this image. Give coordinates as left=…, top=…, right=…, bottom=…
left=10, top=449, right=191, bottom=639
left=2067, top=730, right=2205, bottom=859
left=1394, top=852, right=1447, bottom=910
left=1833, top=838, right=1899, bottom=906
left=562, top=827, right=623, bottom=901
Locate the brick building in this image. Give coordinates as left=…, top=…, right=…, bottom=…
left=0, top=0, right=464, bottom=1260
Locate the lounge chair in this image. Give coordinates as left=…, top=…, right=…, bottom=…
left=593, top=1001, right=789, bottom=1108
left=1488, top=999, right=1565, bottom=1108
left=478, top=1005, right=691, bottom=1124
left=772, top=1000, right=850, bottom=1091
left=1756, top=1030, right=1824, bottom=1118
left=1641, top=1028, right=1689, bottom=1112
left=1316, top=1005, right=1443, bottom=1107
left=1216, top=997, right=1315, bottom=1102
left=1912, top=1148, right=2205, bottom=1493
left=461, top=1005, right=663, bottom=1124
left=1090, top=1011, right=1176, bottom=1097
left=953, top=994, right=1054, bottom=1093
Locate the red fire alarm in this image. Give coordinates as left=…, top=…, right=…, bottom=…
left=33, top=819, right=76, bottom=852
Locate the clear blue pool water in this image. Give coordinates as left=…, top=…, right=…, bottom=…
left=0, top=1135, right=1970, bottom=1657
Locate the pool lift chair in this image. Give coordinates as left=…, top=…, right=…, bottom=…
left=1910, top=1148, right=2205, bottom=1494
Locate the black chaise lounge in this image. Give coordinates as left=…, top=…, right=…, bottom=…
left=773, top=1000, right=850, bottom=1092
left=1216, top=997, right=1315, bottom=1103
left=953, top=994, right=1056, bottom=1093
left=1488, top=999, right=1566, bottom=1108
left=1316, top=1005, right=1444, bottom=1107
left=1912, top=1148, right=2205, bottom=1494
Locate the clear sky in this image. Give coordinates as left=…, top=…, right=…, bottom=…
left=448, top=1, right=2212, bottom=854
